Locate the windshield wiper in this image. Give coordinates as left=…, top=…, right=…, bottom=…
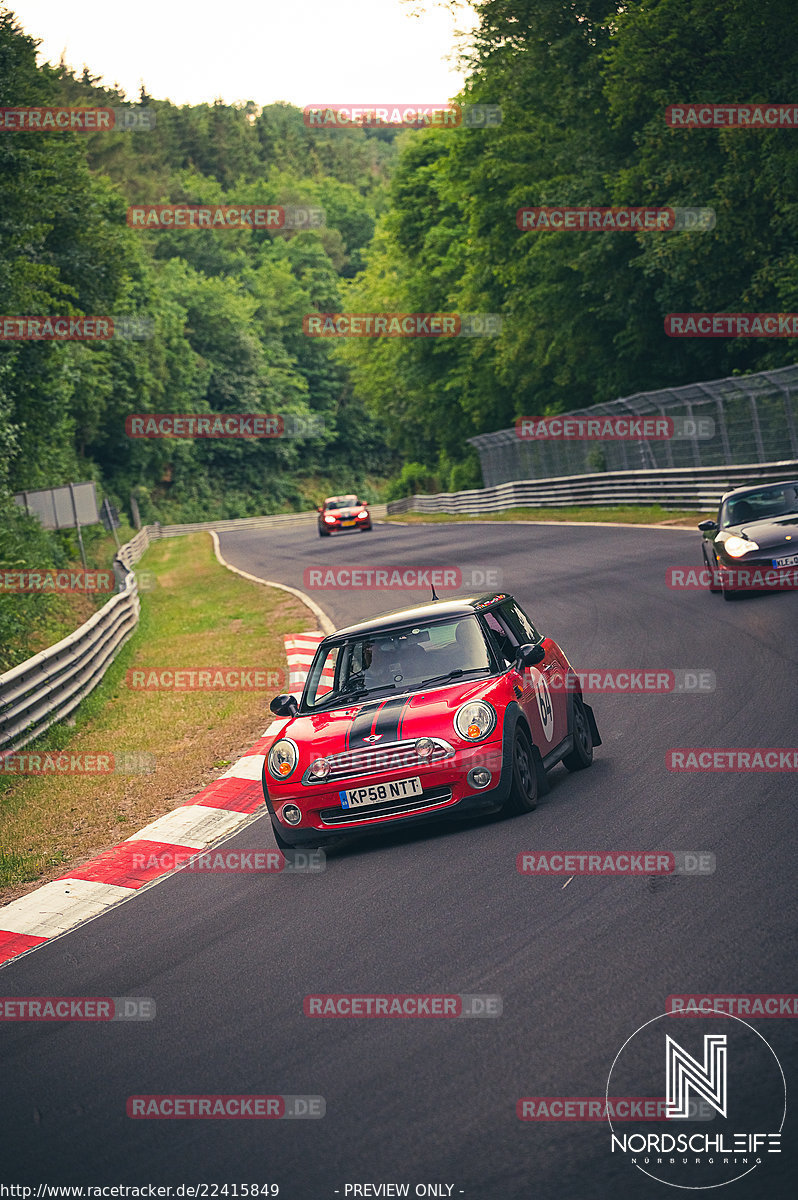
left=420, top=668, right=489, bottom=687
left=345, top=684, right=397, bottom=700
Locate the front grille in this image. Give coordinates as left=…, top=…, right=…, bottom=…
left=303, top=738, right=454, bottom=784
left=320, top=786, right=453, bottom=825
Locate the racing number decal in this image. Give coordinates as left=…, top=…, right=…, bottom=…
left=534, top=672, right=554, bottom=742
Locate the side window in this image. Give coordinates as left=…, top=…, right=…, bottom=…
left=482, top=611, right=516, bottom=668
left=499, top=600, right=541, bottom=645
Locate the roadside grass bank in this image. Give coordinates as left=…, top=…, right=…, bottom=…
left=0, top=533, right=314, bottom=904
left=385, top=505, right=707, bottom=528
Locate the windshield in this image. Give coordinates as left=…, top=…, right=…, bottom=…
left=326, top=496, right=359, bottom=510
left=303, top=615, right=492, bottom=710
left=721, top=483, right=798, bottom=528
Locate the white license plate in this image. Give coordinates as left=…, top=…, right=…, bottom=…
left=772, top=553, right=798, bottom=568
left=340, top=776, right=423, bottom=809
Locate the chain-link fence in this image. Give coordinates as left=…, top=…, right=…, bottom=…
left=469, top=363, right=798, bottom=486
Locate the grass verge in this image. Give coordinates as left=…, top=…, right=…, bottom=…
left=0, top=533, right=314, bottom=905
left=385, top=504, right=707, bottom=527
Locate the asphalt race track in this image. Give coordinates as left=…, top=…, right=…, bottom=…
left=1, top=519, right=796, bottom=1199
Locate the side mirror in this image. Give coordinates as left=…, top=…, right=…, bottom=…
left=269, top=694, right=299, bottom=718
left=516, top=643, right=546, bottom=668
left=697, top=519, right=718, bottom=532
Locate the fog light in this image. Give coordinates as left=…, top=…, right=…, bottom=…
left=467, top=767, right=492, bottom=789
left=416, top=737, right=434, bottom=759
left=281, top=804, right=302, bottom=825
left=310, top=757, right=331, bottom=779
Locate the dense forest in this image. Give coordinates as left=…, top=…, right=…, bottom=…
left=2, top=0, right=798, bottom=627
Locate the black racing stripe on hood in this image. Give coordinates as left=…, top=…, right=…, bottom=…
left=346, top=694, right=411, bottom=749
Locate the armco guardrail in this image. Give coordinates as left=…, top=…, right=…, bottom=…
left=386, top=462, right=798, bottom=516
left=0, top=507, right=387, bottom=753
left=0, top=564, right=143, bottom=755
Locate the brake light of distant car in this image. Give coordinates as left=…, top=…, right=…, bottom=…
left=724, top=535, right=760, bottom=557
left=268, top=739, right=299, bottom=779
left=454, top=700, right=496, bottom=742
left=309, top=757, right=331, bottom=779
left=324, top=514, right=337, bottom=525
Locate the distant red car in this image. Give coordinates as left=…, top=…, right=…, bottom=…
left=263, top=592, right=601, bottom=850
left=317, top=494, right=372, bottom=537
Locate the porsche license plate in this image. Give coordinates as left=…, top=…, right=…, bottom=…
left=772, top=553, right=798, bottom=567
left=340, top=776, right=423, bottom=809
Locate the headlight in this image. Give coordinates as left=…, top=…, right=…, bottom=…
left=309, top=757, right=331, bottom=780
left=324, top=515, right=337, bottom=525
left=724, top=535, right=759, bottom=558
left=454, top=700, right=496, bottom=742
left=268, top=738, right=299, bottom=780
left=357, top=510, right=369, bottom=519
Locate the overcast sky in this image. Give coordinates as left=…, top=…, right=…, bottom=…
left=9, top=0, right=478, bottom=108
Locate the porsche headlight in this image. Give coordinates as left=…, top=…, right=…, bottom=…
left=454, top=700, right=496, bottom=742
left=268, top=738, right=299, bottom=780
left=724, top=535, right=759, bottom=558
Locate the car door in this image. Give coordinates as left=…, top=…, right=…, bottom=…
left=494, top=600, right=568, bottom=753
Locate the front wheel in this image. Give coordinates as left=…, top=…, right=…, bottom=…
left=562, top=695, right=594, bottom=771
left=703, top=546, right=721, bottom=594
left=503, top=727, right=538, bottom=814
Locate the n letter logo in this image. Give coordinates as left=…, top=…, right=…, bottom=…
left=666, top=1034, right=727, bottom=1118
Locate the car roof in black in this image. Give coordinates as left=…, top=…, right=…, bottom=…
left=719, top=480, right=798, bottom=504
left=326, top=593, right=512, bottom=641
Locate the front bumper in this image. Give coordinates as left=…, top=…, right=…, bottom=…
left=263, top=740, right=510, bottom=846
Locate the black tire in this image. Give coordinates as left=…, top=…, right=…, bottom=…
left=318, top=527, right=330, bottom=538
left=562, top=694, right=594, bottom=771
left=271, top=819, right=325, bottom=854
left=503, top=726, right=538, bottom=814
left=703, top=546, right=721, bottom=594
left=721, top=575, right=740, bottom=601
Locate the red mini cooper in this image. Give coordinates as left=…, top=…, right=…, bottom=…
left=263, top=593, right=600, bottom=850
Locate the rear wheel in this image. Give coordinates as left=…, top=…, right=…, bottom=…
left=503, top=726, right=538, bottom=814
left=562, top=695, right=593, bottom=771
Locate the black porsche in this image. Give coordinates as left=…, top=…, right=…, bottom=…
left=698, top=480, right=798, bottom=599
